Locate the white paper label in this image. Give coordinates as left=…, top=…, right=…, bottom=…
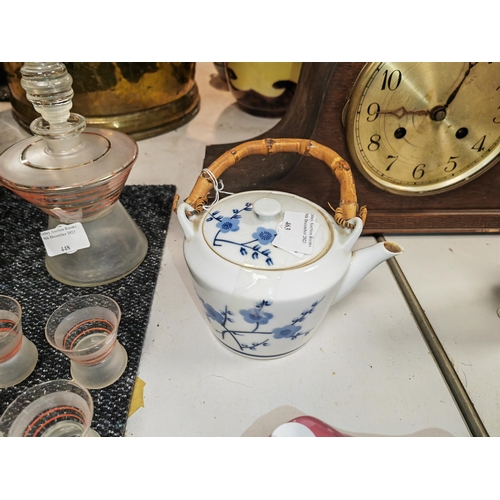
left=40, top=223, right=90, bottom=257
left=272, top=211, right=319, bottom=256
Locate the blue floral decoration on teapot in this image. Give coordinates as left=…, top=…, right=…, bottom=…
left=199, top=296, right=324, bottom=353
left=206, top=202, right=277, bottom=266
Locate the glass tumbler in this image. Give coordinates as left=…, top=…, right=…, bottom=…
left=0, top=295, right=38, bottom=388
left=0, top=379, right=99, bottom=437
left=45, top=294, right=127, bottom=389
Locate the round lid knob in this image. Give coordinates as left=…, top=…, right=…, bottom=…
left=253, top=197, right=281, bottom=221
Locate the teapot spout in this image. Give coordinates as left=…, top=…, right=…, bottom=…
left=333, top=241, right=404, bottom=305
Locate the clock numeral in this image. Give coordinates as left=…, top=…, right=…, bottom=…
left=412, top=164, right=426, bottom=180
left=368, top=134, right=381, bottom=151
left=381, top=69, right=402, bottom=91
left=386, top=155, right=398, bottom=171
left=444, top=156, right=459, bottom=172
left=472, top=135, right=486, bottom=153
left=493, top=86, right=500, bottom=124
left=366, top=102, right=380, bottom=122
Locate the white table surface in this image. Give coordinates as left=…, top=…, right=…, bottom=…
left=391, top=234, right=500, bottom=436
left=2, top=62, right=497, bottom=437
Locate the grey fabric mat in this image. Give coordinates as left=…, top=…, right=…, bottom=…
left=0, top=184, right=176, bottom=436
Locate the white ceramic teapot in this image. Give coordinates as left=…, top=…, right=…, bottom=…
left=175, top=139, right=403, bottom=359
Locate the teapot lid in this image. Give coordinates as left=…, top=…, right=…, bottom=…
left=202, top=191, right=332, bottom=270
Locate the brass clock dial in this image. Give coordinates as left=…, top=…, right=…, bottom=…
left=343, top=62, right=500, bottom=195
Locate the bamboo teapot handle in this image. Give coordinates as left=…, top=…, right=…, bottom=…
left=174, top=138, right=367, bottom=228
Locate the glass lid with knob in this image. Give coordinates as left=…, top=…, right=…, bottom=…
left=0, top=62, right=138, bottom=220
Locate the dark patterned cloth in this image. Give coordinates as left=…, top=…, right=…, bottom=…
left=0, top=184, right=176, bottom=436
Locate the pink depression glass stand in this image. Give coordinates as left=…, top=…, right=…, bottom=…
left=0, top=63, right=147, bottom=287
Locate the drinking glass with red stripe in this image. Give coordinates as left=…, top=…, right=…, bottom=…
left=0, top=295, right=38, bottom=388
left=45, top=295, right=127, bottom=389
left=0, top=379, right=99, bottom=437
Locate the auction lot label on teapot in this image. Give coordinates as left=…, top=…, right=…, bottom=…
left=40, top=223, right=90, bottom=257
left=273, top=211, right=319, bottom=256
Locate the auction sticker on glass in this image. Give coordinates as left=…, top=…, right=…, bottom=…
left=40, top=223, right=90, bottom=256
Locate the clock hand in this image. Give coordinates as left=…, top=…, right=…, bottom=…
left=443, top=62, right=478, bottom=108
left=376, top=106, right=429, bottom=119
left=376, top=63, right=479, bottom=121
left=427, top=63, right=478, bottom=121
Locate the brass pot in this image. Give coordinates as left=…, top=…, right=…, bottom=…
left=3, top=62, right=200, bottom=140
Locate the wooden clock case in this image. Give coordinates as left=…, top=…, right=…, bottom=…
left=202, top=62, right=500, bottom=234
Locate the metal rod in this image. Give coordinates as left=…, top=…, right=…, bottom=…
left=376, top=235, right=489, bottom=437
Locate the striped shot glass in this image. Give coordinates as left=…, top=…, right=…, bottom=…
left=0, top=379, right=99, bottom=437
left=0, top=295, right=38, bottom=388
left=45, top=295, right=127, bottom=390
